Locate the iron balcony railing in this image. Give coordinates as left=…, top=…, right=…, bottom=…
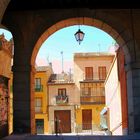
left=35, top=85, right=43, bottom=92
left=80, top=95, right=105, bottom=104
left=81, top=72, right=106, bottom=82
left=56, top=95, right=68, bottom=104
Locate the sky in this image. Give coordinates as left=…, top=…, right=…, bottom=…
left=0, top=25, right=116, bottom=74
left=35, top=25, right=116, bottom=73
left=0, top=29, right=13, bottom=41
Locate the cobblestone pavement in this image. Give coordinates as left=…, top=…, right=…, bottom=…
left=1, top=133, right=140, bottom=140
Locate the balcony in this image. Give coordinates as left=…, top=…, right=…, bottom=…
left=80, top=96, right=105, bottom=104
left=81, top=72, right=106, bottom=82
left=56, top=95, right=68, bottom=104
left=35, top=85, right=43, bottom=92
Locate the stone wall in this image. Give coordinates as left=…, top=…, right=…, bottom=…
left=0, top=75, right=9, bottom=138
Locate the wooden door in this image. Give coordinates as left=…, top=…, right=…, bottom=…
left=82, top=109, right=92, bottom=130
left=54, top=110, right=71, bottom=133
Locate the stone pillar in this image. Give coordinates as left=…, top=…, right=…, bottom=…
left=131, top=62, right=140, bottom=133
left=12, top=64, right=35, bottom=134
left=125, top=62, right=140, bottom=134
left=126, top=68, right=134, bottom=135
left=30, top=65, right=36, bottom=134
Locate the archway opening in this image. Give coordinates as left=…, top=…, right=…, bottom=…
left=31, top=17, right=131, bottom=135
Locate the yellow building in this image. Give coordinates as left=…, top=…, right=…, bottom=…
left=74, top=53, right=114, bottom=133
left=9, top=64, right=53, bottom=135
left=34, top=65, right=53, bottom=134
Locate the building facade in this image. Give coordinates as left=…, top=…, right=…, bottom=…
left=104, top=47, right=128, bottom=135
left=48, top=72, right=76, bottom=133
left=74, top=53, right=114, bottom=133
left=9, top=52, right=117, bottom=135
left=34, top=65, right=53, bottom=134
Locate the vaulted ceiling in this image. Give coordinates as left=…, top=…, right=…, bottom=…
left=6, top=0, right=139, bottom=11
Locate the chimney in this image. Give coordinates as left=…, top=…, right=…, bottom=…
left=49, top=62, right=52, bottom=68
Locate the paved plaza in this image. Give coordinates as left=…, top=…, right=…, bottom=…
left=1, top=134, right=140, bottom=140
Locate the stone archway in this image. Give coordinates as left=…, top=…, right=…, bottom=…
left=31, top=17, right=133, bottom=134
left=2, top=9, right=140, bottom=135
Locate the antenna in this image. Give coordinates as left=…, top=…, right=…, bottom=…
left=61, top=51, right=64, bottom=73
left=69, top=68, right=71, bottom=81
left=98, top=43, right=101, bottom=54
left=46, top=55, right=49, bottom=65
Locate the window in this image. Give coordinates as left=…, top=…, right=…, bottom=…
left=35, top=98, right=42, bottom=113
left=85, top=67, right=93, bottom=80
left=35, top=78, right=41, bottom=87
left=56, top=88, right=68, bottom=104
left=98, top=66, right=106, bottom=80
left=58, top=88, right=66, bottom=96
left=81, top=87, right=91, bottom=96
left=35, top=78, right=42, bottom=92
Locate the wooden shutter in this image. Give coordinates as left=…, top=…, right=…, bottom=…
left=99, top=66, right=106, bottom=80
left=85, top=67, right=93, bottom=80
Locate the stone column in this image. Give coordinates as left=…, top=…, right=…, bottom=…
left=125, top=62, right=140, bottom=134
left=131, top=62, right=140, bottom=133
left=30, top=65, right=36, bottom=134
left=12, top=64, right=35, bottom=134
left=126, top=66, right=134, bottom=135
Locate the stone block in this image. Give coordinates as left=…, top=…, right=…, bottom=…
left=133, top=77, right=140, bottom=88
left=132, top=69, right=140, bottom=77
left=133, top=87, right=140, bottom=97
left=134, top=115, right=140, bottom=132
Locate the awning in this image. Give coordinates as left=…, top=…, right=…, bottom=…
left=100, top=107, right=108, bottom=115
left=100, top=107, right=108, bottom=130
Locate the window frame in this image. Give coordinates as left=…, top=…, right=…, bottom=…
left=58, top=88, right=66, bottom=96
left=85, top=67, right=93, bottom=80
left=98, top=66, right=106, bottom=80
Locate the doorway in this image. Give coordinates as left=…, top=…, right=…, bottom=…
left=54, top=110, right=71, bottom=133
left=82, top=109, right=92, bottom=130
left=36, top=119, right=44, bottom=134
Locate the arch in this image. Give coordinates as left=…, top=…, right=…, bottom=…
left=31, top=17, right=134, bottom=134
left=0, top=0, right=10, bottom=23
left=1, top=1, right=139, bottom=135
left=31, top=17, right=131, bottom=66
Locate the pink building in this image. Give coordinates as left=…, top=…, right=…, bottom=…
left=104, top=47, right=128, bottom=135
left=48, top=72, right=76, bottom=133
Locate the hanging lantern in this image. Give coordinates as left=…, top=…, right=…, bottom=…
left=74, top=29, right=85, bottom=45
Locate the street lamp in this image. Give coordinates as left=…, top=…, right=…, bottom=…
left=74, top=28, right=85, bottom=45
